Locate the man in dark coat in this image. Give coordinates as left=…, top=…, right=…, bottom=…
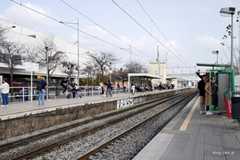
left=196, top=71, right=206, bottom=114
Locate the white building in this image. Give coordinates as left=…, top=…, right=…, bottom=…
left=148, top=61, right=167, bottom=86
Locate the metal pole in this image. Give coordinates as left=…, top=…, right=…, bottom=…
left=30, top=71, right=33, bottom=102
left=22, top=87, right=25, bottom=102
left=231, top=13, right=234, bottom=69
left=157, top=45, right=160, bottom=76
left=128, top=75, right=130, bottom=93
left=46, top=47, right=49, bottom=100
left=77, top=17, right=80, bottom=85
left=238, top=12, right=240, bottom=73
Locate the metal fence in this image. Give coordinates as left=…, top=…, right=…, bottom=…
left=6, top=86, right=127, bottom=102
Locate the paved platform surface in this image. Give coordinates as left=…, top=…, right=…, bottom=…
left=133, top=97, right=240, bottom=160
left=0, top=90, right=172, bottom=120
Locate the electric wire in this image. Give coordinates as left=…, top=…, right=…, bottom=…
left=136, top=0, right=190, bottom=64
left=59, top=0, right=122, bottom=42
left=8, top=0, right=126, bottom=50
left=58, top=0, right=145, bottom=57
left=112, top=0, right=184, bottom=64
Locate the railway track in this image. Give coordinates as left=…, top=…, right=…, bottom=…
left=76, top=94, right=194, bottom=160
left=0, top=93, right=176, bottom=152
left=0, top=91, right=195, bottom=160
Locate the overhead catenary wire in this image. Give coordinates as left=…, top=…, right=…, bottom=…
left=135, top=0, right=189, bottom=64
left=59, top=0, right=122, bottom=42
left=111, top=0, right=184, bottom=64
left=8, top=0, right=128, bottom=50
left=8, top=0, right=153, bottom=62
left=58, top=0, right=145, bottom=57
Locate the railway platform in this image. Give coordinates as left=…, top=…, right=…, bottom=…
left=0, top=89, right=180, bottom=120
left=0, top=92, right=129, bottom=120
left=0, top=89, right=190, bottom=141
left=133, top=97, right=240, bottom=160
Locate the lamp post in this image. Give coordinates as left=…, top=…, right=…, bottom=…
left=26, top=34, right=37, bottom=102
left=59, top=18, right=80, bottom=85
left=237, top=11, right=240, bottom=73
left=220, top=7, right=236, bottom=69
left=212, top=50, right=219, bottom=64
left=45, top=46, right=49, bottom=100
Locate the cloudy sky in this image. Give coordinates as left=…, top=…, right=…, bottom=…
left=0, top=0, right=240, bottom=73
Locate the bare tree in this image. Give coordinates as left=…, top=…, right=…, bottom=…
left=0, top=41, right=25, bottom=86
left=124, top=61, right=147, bottom=73
left=61, top=61, right=78, bottom=79
left=82, top=63, right=95, bottom=76
left=27, top=38, right=66, bottom=81
left=88, top=52, right=116, bottom=81
left=81, top=62, right=96, bottom=86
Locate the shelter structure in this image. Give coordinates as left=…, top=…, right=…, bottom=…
left=127, top=73, right=162, bottom=92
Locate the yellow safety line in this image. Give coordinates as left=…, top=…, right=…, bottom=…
left=179, top=98, right=199, bottom=131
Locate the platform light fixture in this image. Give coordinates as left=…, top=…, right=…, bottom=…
left=220, top=7, right=236, bottom=69
left=59, top=18, right=80, bottom=85
left=212, top=50, right=219, bottom=64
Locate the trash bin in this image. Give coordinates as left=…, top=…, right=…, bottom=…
left=231, top=95, right=240, bottom=120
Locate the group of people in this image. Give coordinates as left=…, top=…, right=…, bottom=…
left=0, top=76, right=47, bottom=107
left=197, top=71, right=213, bottom=115
left=100, top=80, right=113, bottom=97
left=60, top=78, right=79, bottom=99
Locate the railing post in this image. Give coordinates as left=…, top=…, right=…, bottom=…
left=22, top=87, right=25, bottom=102
left=91, top=86, right=93, bottom=96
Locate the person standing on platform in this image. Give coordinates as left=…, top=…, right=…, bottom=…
left=205, top=75, right=212, bottom=114
left=131, top=84, right=136, bottom=95
left=0, top=79, right=10, bottom=107
left=196, top=71, right=206, bottom=114
left=106, top=80, right=112, bottom=97
left=71, top=82, right=77, bottom=98
left=99, top=82, right=104, bottom=95
left=37, top=76, right=46, bottom=106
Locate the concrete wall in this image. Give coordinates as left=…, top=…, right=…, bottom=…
left=0, top=89, right=190, bottom=140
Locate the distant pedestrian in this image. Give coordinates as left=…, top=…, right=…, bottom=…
left=100, top=82, right=104, bottom=95
left=131, top=84, right=136, bottom=95
left=60, top=78, right=68, bottom=94
left=37, top=76, right=46, bottom=105
left=205, top=75, right=212, bottom=114
left=117, top=83, right=120, bottom=89
left=106, top=80, right=112, bottom=97
left=123, top=86, right=126, bottom=92
left=71, top=82, right=77, bottom=98
left=196, top=71, right=206, bottom=114
left=0, top=79, right=10, bottom=107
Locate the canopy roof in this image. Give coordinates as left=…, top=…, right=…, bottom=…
left=196, top=63, right=230, bottom=68
left=128, top=73, right=162, bottom=79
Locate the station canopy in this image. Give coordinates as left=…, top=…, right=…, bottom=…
left=128, top=73, right=162, bottom=79
left=127, top=73, right=162, bottom=90
left=196, top=63, right=230, bottom=68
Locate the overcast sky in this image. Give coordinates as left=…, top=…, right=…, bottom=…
left=0, top=0, right=240, bottom=73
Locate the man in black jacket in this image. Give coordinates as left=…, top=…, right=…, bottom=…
left=196, top=71, right=206, bottom=114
